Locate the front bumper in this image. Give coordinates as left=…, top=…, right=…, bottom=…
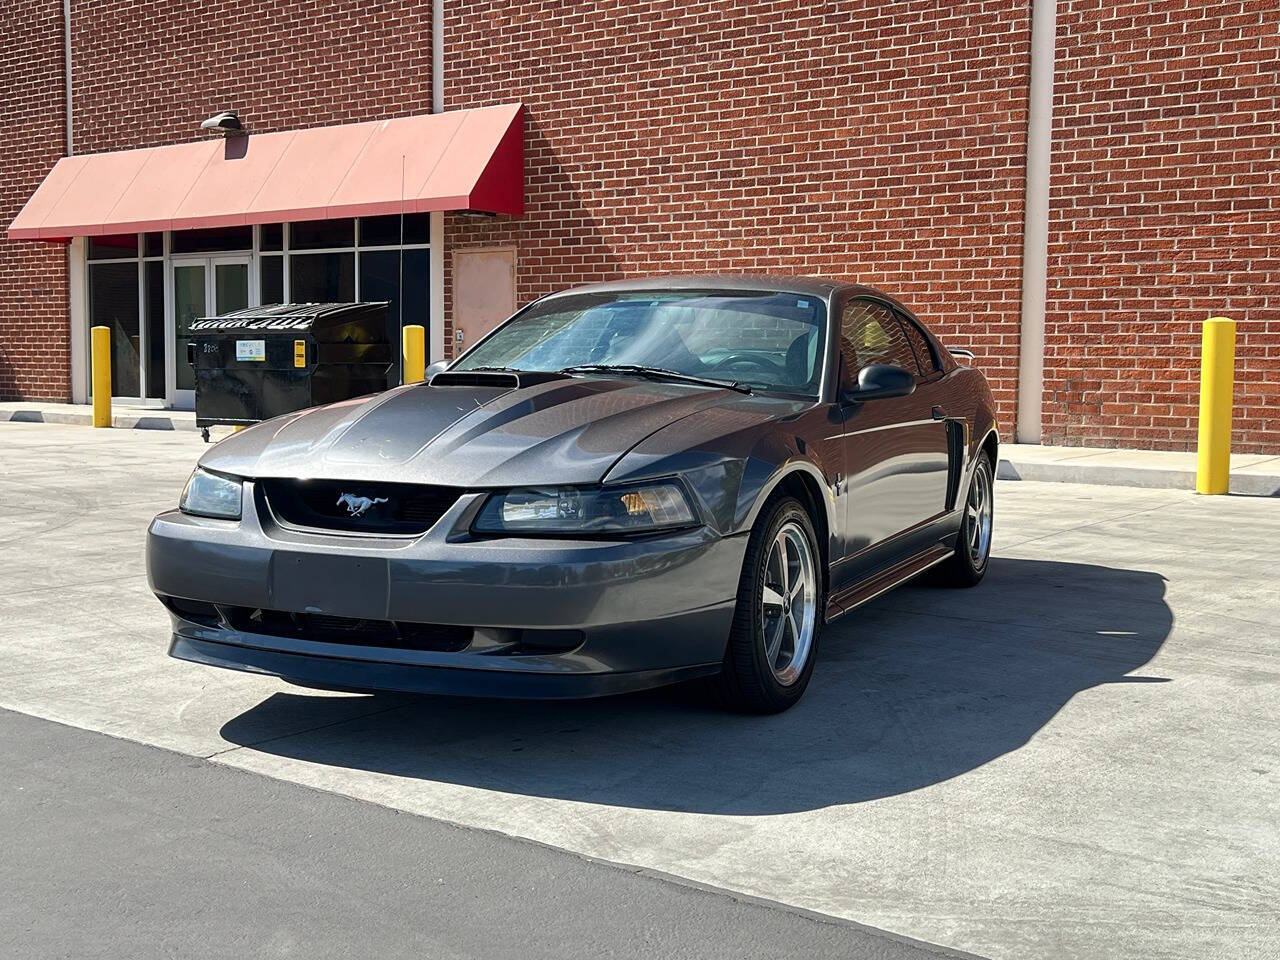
left=147, top=482, right=745, bottom=698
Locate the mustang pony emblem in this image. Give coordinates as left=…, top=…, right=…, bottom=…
left=336, top=493, right=388, bottom=517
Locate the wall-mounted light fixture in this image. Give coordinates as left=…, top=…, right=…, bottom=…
left=200, top=111, right=244, bottom=136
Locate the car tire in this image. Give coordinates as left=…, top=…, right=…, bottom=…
left=710, top=496, right=824, bottom=714
left=935, top=450, right=994, bottom=588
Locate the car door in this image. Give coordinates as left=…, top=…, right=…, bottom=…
left=894, top=306, right=964, bottom=514
left=838, top=298, right=951, bottom=574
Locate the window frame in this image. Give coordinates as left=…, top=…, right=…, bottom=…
left=83, top=234, right=166, bottom=401
left=272, top=219, right=433, bottom=303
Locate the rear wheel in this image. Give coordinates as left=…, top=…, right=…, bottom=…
left=935, top=451, right=994, bottom=587
left=710, top=497, right=823, bottom=713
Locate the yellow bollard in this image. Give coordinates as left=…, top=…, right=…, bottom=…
left=91, top=325, right=112, bottom=428
left=1195, top=316, right=1236, bottom=495
left=402, top=324, right=426, bottom=384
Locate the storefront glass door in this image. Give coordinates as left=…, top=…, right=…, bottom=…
left=171, top=256, right=250, bottom=407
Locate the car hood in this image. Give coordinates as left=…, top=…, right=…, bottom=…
left=199, top=376, right=770, bottom=488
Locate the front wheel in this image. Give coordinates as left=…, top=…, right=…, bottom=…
left=710, top=497, right=823, bottom=713
left=935, top=451, right=994, bottom=587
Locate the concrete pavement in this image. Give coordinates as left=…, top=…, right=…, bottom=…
left=0, top=421, right=1277, bottom=960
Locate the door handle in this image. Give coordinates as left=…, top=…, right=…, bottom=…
left=932, top=405, right=946, bottom=420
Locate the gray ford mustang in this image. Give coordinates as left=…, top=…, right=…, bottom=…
left=147, top=275, right=997, bottom=713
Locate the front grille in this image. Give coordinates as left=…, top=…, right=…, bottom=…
left=159, top=596, right=581, bottom=658
left=222, top=605, right=472, bottom=653
left=260, top=478, right=459, bottom=535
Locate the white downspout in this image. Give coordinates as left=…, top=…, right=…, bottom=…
left=428, top=0, right=446, bottom=364
left=64, top=0, right=89, bottom=403
left=63, top=0, right=72, bottom=155
left=432, top=0, right=443, bottom=115
left=1015, top=0, right=1056, bottom=444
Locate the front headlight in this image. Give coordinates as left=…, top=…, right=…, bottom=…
left=472, top=482, right=697, bottom=535
left=179, top=468, right=243, bottom=520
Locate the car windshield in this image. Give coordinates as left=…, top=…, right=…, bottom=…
left=453, top=290, right=827, bottom=395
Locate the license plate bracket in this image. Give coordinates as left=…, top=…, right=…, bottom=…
left=271, top=552, right=389, bottom=620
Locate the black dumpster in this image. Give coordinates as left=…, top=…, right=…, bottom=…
left=189, top=302, right=392, bottom=432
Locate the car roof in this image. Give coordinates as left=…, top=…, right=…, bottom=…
left=541, top=274, right=891, bottom=302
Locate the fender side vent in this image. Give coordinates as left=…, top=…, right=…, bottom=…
left=945, top=421, right=965, bottom=511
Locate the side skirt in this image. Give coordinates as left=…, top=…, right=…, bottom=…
left=824, top=543, right=953, bottom=622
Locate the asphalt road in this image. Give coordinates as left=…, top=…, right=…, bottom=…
left=2, top=707, right=966, bottom=960
left=1, top=422, right=1277, bottom=960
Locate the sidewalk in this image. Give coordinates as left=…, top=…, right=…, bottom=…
left=999, top=442, right=1280, bottom=497
left=3, top=400, right=1278, bottom=496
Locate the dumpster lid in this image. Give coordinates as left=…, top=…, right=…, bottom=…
left=190, top=302, right=389, bottom=333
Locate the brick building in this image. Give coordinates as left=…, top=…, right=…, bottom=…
left=1, top=0, right=1276, bottom=451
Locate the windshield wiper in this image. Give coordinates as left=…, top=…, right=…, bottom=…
left=558, top=363, right=752, bottom=394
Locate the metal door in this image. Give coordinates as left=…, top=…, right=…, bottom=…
left=453, top=248, right=515, bottom=355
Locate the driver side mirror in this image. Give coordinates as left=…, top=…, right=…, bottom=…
left=843, top=363, right=916, bottom=402
left=425, top=360, right=450, bottom=380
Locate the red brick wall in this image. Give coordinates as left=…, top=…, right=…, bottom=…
left=1043, top=0, right=1280, bottom=452
left=442, top=0, right=1033, bottom=433
left=0, top=1, right=68, bottom=401
left=68, top=0, right=432, bottom=155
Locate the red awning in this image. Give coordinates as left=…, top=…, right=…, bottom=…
left=8, top=103, right=522, bottom=241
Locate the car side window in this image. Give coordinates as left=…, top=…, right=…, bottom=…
left=840, top=300, right=919, bottom=387
left=897, top=313, right=940, bottom=377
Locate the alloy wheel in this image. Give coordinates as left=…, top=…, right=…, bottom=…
left=966, top=461, right=994, bottom=567
left=760, top=521, right=817, bottom=686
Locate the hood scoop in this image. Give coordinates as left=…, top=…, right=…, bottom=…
left=429, top=369, right=568, bottom=390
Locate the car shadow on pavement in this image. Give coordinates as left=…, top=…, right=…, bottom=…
left=219, top=557, right=1172, bottom=814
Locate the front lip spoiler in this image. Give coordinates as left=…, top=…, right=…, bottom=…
left=170, top=635, right=721, bottom=700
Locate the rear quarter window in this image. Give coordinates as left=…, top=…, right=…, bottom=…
left=898, top=315, right=941, bottom=377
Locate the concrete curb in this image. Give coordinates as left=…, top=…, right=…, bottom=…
left=0, top=407, right=196, bottom=431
